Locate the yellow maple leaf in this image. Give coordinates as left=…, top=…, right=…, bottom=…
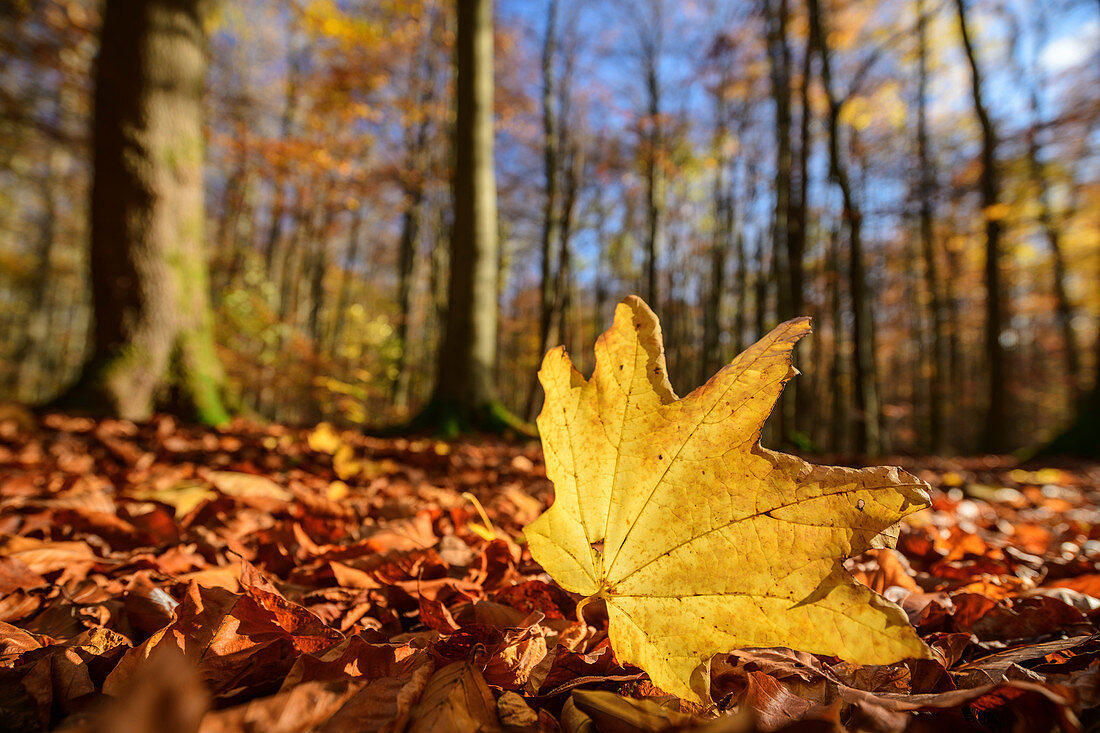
left=524, top=296, right=932, bottom=702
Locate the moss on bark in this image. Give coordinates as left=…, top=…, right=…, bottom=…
left=48, top=0, right=229, bottom=427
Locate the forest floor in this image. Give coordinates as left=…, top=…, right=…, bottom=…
left=1, top=408, right=1098, bottom=732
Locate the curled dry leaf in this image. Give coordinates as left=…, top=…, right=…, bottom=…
left=0, top=556, right=46, bottom=594
left=568, top=688, right=691, bottom=733
left=104, top=576, right=343, bottom=700
left=207, top=471, right=292, bottom=504
left=407, top=661, right=501, bottom=733
left=496, top=690, right=539, bottom=732
left=0, top=621, right=42, bottom=664
left=0, top=537, right=99, bottom=577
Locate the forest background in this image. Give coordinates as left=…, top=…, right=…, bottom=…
left=1, top=0, right=1098, bottom=456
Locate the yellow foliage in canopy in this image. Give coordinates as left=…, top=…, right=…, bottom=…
left=525, top=296, right=932, bottom=702
left=303, top=0, right=383, bottom=46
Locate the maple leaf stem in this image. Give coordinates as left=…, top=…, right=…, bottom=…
left=576, top=585, right=610, bottom=626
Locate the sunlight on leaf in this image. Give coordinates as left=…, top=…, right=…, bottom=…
left=525, top=296, right=932, bottom=702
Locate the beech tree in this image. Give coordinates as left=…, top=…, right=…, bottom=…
left=54, top=0, right=228, bottom=424
left=418, top=0, right=521, bottom=434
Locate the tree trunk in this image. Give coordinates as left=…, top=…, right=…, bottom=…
left=213, top=135, right=250, bottom=296
left=526, top=0, right=562, bottom=420
left=791, top=44, right=810, bottom=321
left=808, top=0, right=882, bottom=455
left=307, top=192, right=338, bottom=348
left=642, top=116, right=661, bottom=307
left=955, top=0, right=1009, bottom=452
left=1023, top=65, right=1080, bottom=404
left=641, top=11, right=663, bottom=308
left=826, top=224, right=847, bottom=452
left=944, top=243, right=963, bottom=449
left=423, top=0, right=516, bottom=434
left=429, top=202, right=448, bottom=335
left=538, top=0, right=561, bottom=350
left=733, top=228, right=747, bottom=356
left=733, top=156, right=754, bottom=357
left=394, top=9, right=443, bottom=412
left=328, top=204, right=364, bottom=357
left=702, top=90, right=730, bottom=380
left=277, top=187, right=316, bottom=326
left=764, top=0, right=793, bottom=328
left=916, top=0, right=948, bottom=453
left=754, top=230, right=769, bottom=343
left=53, top=0, right=227, bottom=425
left=1036, top=321, right=1100, bottom=458
left=702, top=190, right=727, bottom=382
left=261, top=23, right=303, bottom=282
left=263, top=179, right=290, bottom=290
left=556, top=136, right=583, bottom=359
left=13, top=160, right=58, bottom=401
left=764, top=0, right=793, bottom=444
left=593, top=189, right=610, bottom=361
left=789, top=39, right=813, bottom=441
left=394, top=185, right=424, bottom=410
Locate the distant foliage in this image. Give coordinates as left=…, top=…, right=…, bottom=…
left=0, top=0, right=1096, bottom=449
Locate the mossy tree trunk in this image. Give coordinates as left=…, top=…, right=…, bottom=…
left=54, top=0, right=228, bottom=425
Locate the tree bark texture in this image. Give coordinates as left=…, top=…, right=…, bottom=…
left=432, top=0, right=503, bottom=420
left=58, top=0, right=227, bottom=425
